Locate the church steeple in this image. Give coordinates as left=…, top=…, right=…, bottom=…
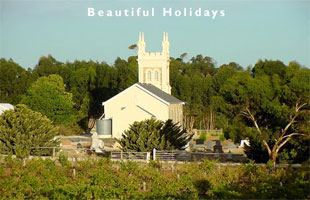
left=137, top=32, right=171, bottom=94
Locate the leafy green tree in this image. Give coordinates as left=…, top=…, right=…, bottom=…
left=252, top=59, right=286, bottom=78
left=33, top=55, right=63, bottom=77
left=20, top=74, right=75, bottom=125
left=117, top=118, right=192, bottom=152
left=212, top=62, right=242, bottom=93
left=0, top=58, right=34, bottom=104
left=115, top=57, right=138, bottom=92
left=91, top=62, right=118, bottom=117
left=221, top=63, right=310, bottom=166
left=0, top=104, right=59, bottom=158
left=170, top=57, right=212, bottom=131
left=68, top=61, right=97, bottom=108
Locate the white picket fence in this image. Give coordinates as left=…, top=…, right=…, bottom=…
left=109, top=149, right=244, bottom=162
left=110, top=151, right=151, bottom=162
left=154, top=150, right=191, bottom=161
left=25, top=147, right=246, bottom=163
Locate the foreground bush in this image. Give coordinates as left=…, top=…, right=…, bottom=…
left=0, top=157, right=309, bottom=199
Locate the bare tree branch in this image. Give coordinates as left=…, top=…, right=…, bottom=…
left=296, top=103, right=307, bottom=112
left=282, top=133, right=303, bottom=139
left=276, top=133, right=301, bottom=153
left=244, top=106, right=272, bottom=155
left=273, top=103, right=307, bottom=152
left=240, top=111, right=251, bottom=119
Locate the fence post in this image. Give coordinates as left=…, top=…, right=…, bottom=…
left=121, top=151, right=123, bottom=160
left=227, top=151, right=232, bottom=161
left=146, top=152, right=150, bottom=163
left=153, top=148, right=156, bottom=160
left=214, top=150, right=220, bottom=158
left=143, top=181, right=146, bottom=191
left=52, top=147, right=55, bottom=158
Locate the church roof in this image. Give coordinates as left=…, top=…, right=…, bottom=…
left=137, top=83, right=184, bottom=104
left=102, top=83, right=184, bottom=106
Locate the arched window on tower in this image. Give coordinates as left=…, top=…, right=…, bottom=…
left=155, top=70, right=159, bottom=81
left=147, top=70, right=152, bottom=82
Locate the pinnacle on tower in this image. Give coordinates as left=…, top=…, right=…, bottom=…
left=138, top=32, right=145, bottom=54
left=139, top=32, right=145, bottom=42
left=162, top=32, right=170, bottom=55
left=163, top=32, right=168, bottom=41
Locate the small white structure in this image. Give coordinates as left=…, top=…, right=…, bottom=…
left=90, top=132, right=105, bottom=153
left=100, top=33, right=184, bottom=139
left=239, top=139, right=250, bottom=148
left=0, top=103, right=14, bottom=115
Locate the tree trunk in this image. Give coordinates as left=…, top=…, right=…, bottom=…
left=210, top=110, right=214, bottom=130
left=190, top=116, right=195, bottom=132
left=269, top=151, right=278, bottom=169
left=184, top=115, right=195, bottom=133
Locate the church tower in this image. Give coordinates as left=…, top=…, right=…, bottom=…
left=137, top=32, right=171, bottom=94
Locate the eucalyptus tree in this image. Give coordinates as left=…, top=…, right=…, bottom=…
left=221, top=61, right=310, bottom=166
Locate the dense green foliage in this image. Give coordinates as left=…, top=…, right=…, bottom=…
left=21, top=75, right=76, bottom=125
left=0, top=55, right=309, bottom=163
left=221, top=61, right=310, bottom=164
left=118, top=119, right=192, bottom=152
left=0, top=158, right=309, bottom=199
left=0, top=58, right=34, bottom=104
left=0, top=105, right=59, bottom=158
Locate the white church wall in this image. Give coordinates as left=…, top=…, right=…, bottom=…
left=104, top=85, right=169, bottom=138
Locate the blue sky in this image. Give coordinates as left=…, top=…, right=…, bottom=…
left=1, top=0, right=309, bottom=69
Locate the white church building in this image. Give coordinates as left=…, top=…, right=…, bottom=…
left=97, top=33, right=184, bottom=139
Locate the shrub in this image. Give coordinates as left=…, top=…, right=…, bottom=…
left=219, top=134, right=226, bottom=141
left=117, top=118, right=193, bottom=152
left=199, top=132, right=207, bottom=141
left=58, top=152, right=69, bottom=166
